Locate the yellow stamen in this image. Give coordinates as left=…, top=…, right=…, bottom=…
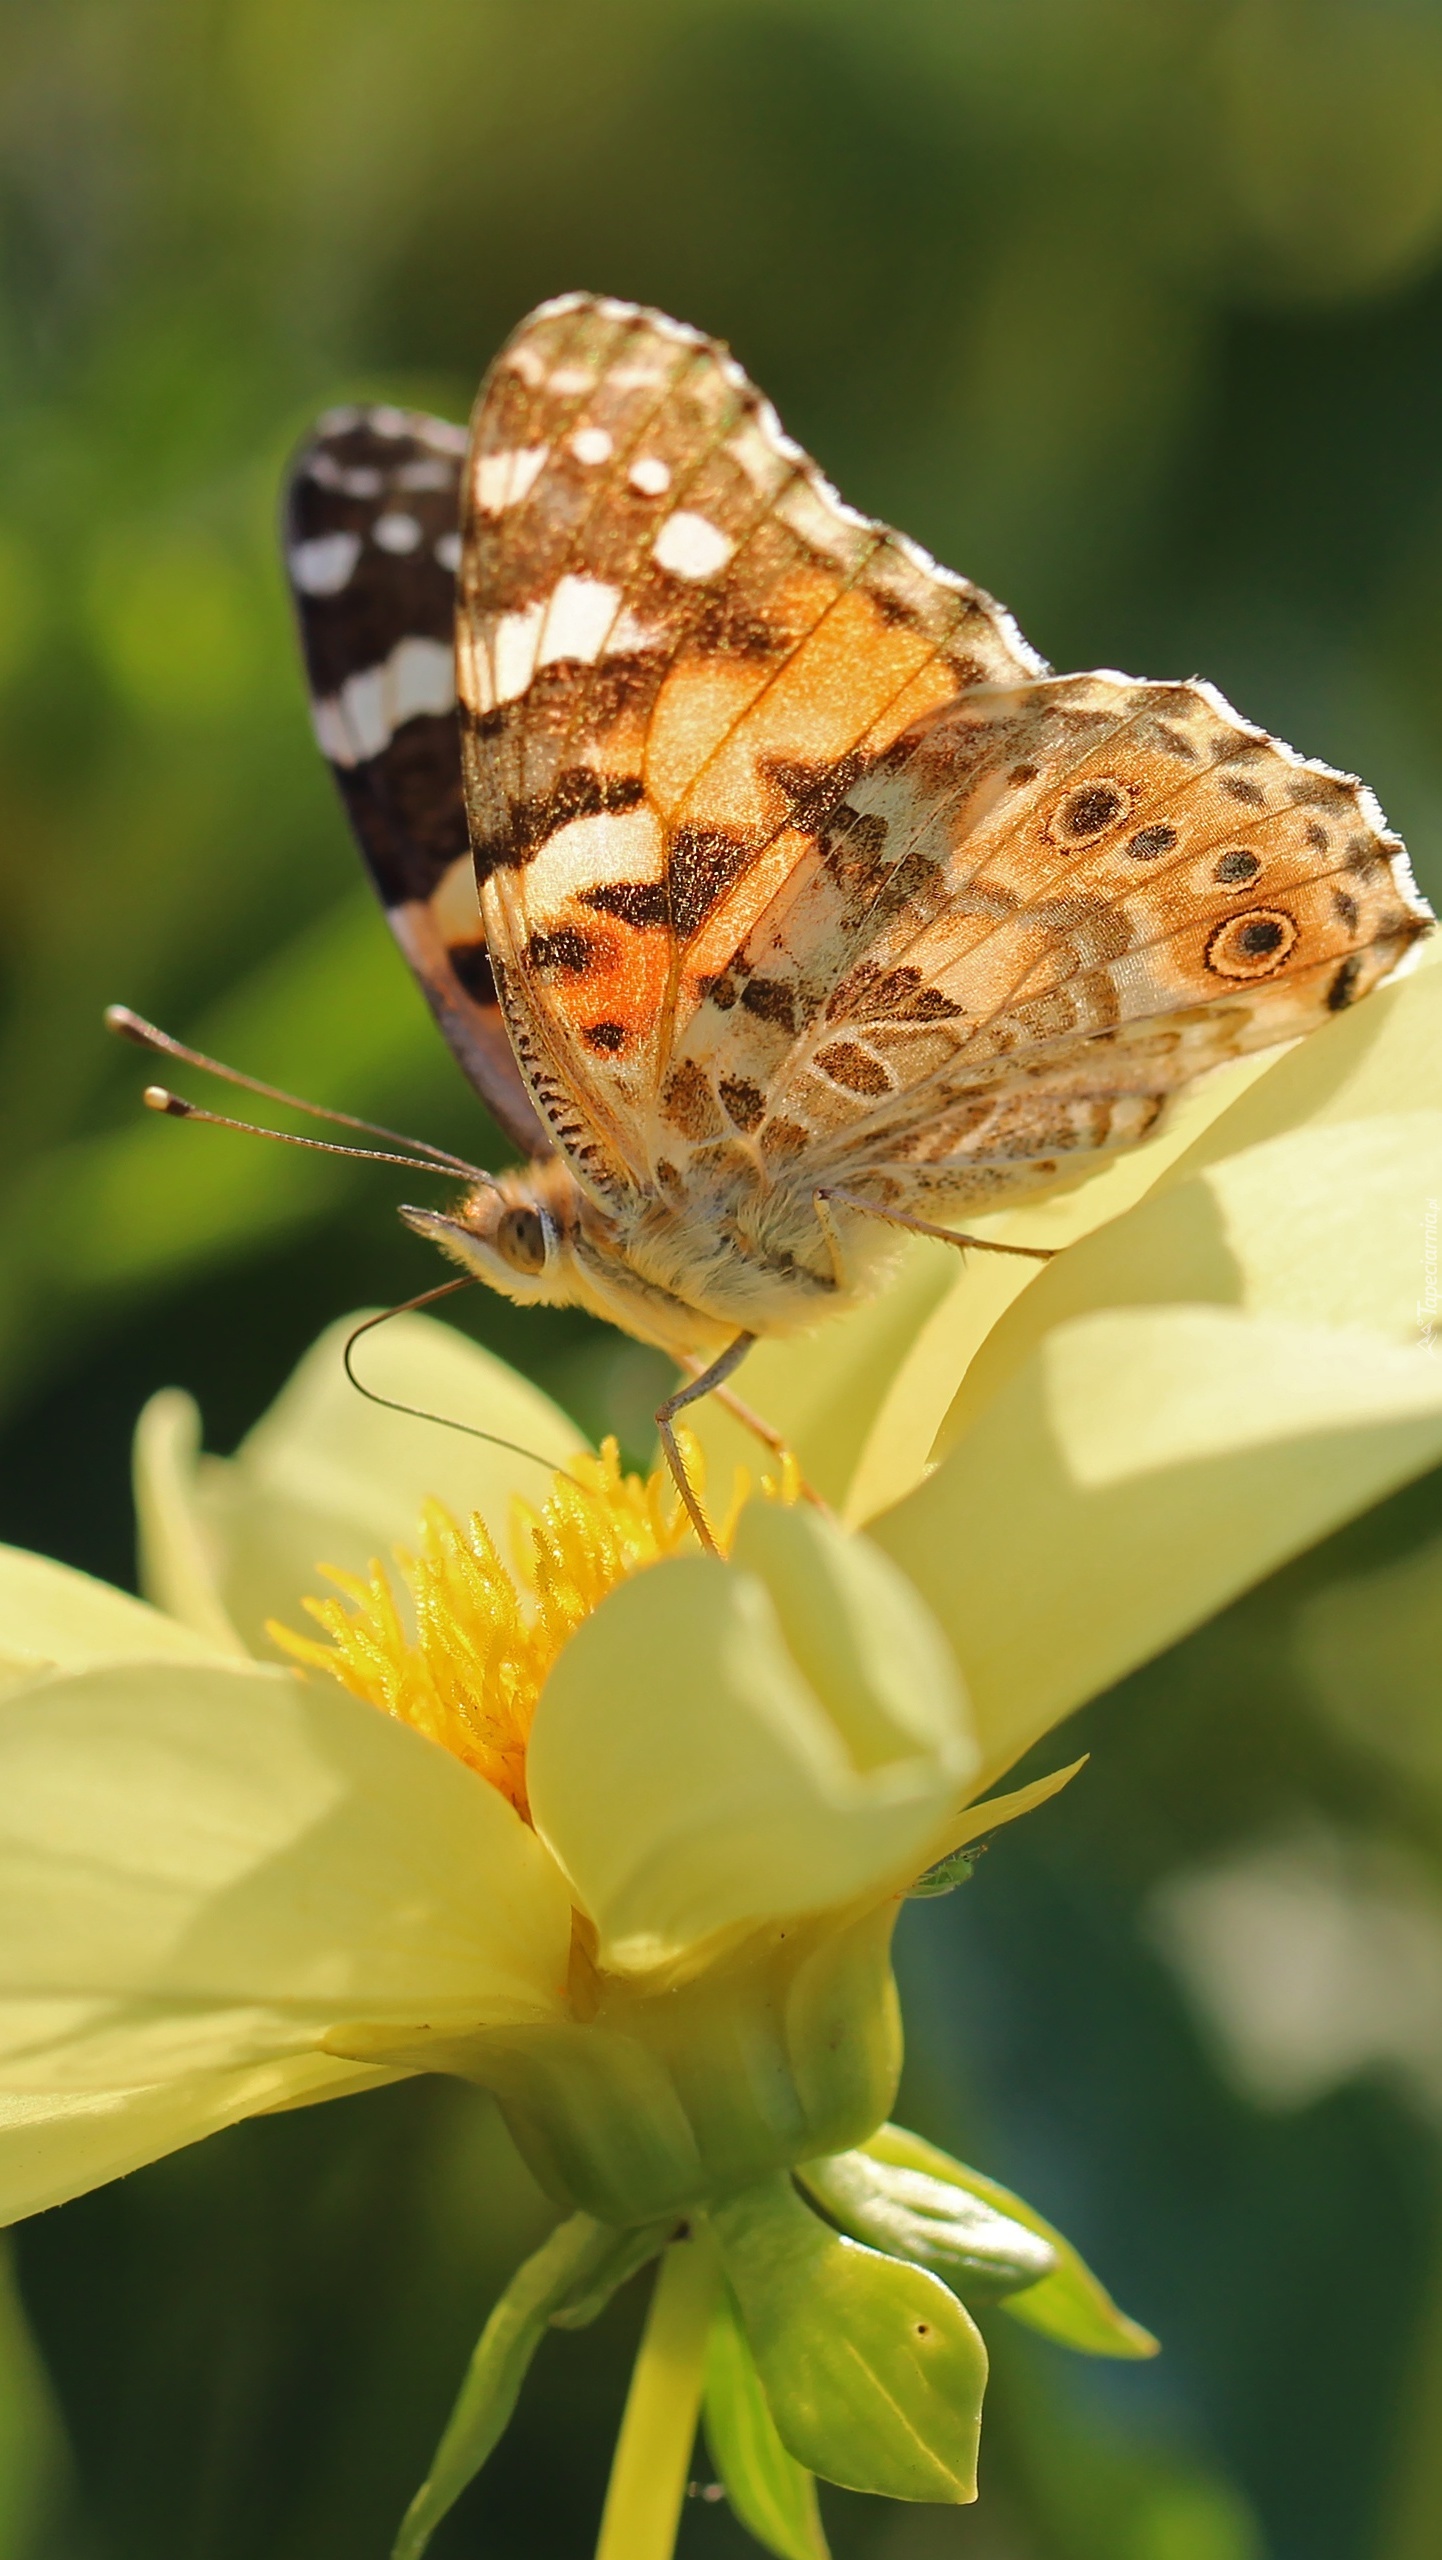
left=269, top=1432, right=796, bottom=1819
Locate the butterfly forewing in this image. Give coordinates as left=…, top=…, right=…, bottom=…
left=455, top=293, right=1045, bottom=1200
left=284, top=405, right=548, bottom=1157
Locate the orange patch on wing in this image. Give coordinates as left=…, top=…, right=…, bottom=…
left=542, top=913, right=672, bottom=1058
left=646, top=660, right=778, bottom=822
left=747, top=586, right=955, bottom=756
left=857, top=649, right=970, bottom=752
left=657, top=593, right=965, bottom=838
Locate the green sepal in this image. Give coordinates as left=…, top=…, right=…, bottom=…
left=708, top=2174, right=987, bottom=2504
left=703, top=2275, right=830, bottom=2560
left=391, top=2211, right=672, bottom=2560
left=548, top=2218, right=674, bottom=2329
left=906, top=1843, right=987, bottom=1898
left=862, top=2124, right=1158, bottom=2360
left=796, top=2147, right=1056, bottom=2303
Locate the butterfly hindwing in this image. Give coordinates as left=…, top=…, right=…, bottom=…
left=284, top=405, right=549, bottom=1158
left=665, top=666, right=1429, bottom=1213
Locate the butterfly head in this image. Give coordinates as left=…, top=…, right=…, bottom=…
left=399, top=1158, right=584, bottom=1310
left=399, top=1154, right=739, bottom=1365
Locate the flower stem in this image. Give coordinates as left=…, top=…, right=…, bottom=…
left=594, top=2230, right=720, bottom=2560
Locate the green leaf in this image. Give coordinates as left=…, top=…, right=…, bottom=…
left=392, top=2212, right=671, bottom=2560
left=708, top=2174, right=987, bottom=2504
left=703, top=2276, right=830, bottom=2560
left=862, top=2125, right=1158, bottom=2360
left=796, top=2148, right=1056, bottom=2302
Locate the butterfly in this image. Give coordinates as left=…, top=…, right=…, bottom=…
left=284, top=293, right=1432, bottom=1534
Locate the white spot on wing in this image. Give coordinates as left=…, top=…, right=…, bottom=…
left=538, top=573, right=622, bottom=668
left=527, top=805, right=663, bottom=918
left=723, top=419, right=794, bottom=498
left=507, top=345, right=546, bottom=387
left=628, top=455, right=671, bottom=497
left=373, top=512, right=423, bottom=554
left=434, top=530, right=462, bottom=573
left=490, top=602, right=544, bottom=706
left=653, top=511, right=735, bottom=581
left=396, top=457, right=455, bottom=492
left=477, top=575, right=628, bottom=710
left=548, top=366, right=595, bottom=395
left=307, top=455, right=384, bottom=498
left=289, top=531, right=362, bottom=595
left=606, top=607, right=663, bottom=655
left=570, top=426, right=614, bottom=466
left=312, top=635, right=456, bottom=766
left=474, top=445, right=551, bottom=515
left=776, top=475, right=872, bottom=564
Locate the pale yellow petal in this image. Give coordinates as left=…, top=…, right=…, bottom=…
left=133, top=1388, right=248, bottom=1652
left=190, top=1311, right=582, bottom=1649
left=919, top=1760, right=1088, bottom=1871
left=0, top=1658, right=572, bottom=2091
left=873, top=1308, right=1442, bottom=1786
left=729, top=1503, right=976, bottom=1778
left=691, top=1055, right=1296, bottom=1524
left=0, top=1542, right=230, bottom=1684
left=870, top=963, right=1437, bottom=1502
left=527, top=1523, right=974, bottom=1974
left=940, top=1109, right=1442, bottom=1453
left=843, top=1250, right=1040, bottom=1526
left=0, top=2052, right=404, bottom=2226
left=688, top=1238, right=960, bottom=1508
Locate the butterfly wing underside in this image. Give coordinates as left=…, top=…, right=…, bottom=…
left=454, top=297, right=1429, bottom=1230
left=454, top=295, right=1045, bottom=1204
left=284, top=405, right=550, bottom=1158
left=666, top=666, right=1432, bottom=1216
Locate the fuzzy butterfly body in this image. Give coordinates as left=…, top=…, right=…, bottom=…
left=286, top=294, right=1432, bottom=1378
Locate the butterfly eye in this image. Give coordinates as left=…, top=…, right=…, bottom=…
left=1050, top=779, right=1133, bottom=844
left=1204, top=908, right=1299, bottom=979
left=495, top=1206, right=549, bottom=1274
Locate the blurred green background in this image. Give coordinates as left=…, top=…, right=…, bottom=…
left=4, top=3, right=1442, bottom=2554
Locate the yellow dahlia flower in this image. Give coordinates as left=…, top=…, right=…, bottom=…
left=0, top=941, right=1437, bottom=2558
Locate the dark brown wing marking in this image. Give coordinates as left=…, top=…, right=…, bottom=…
left=284, top=405, right=549, bottom=1158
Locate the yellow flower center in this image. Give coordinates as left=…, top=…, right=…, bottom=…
left=270, top=1434, right=797, bottom=1820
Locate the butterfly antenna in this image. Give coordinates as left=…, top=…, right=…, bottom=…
left=343, top=1284, right=588, bottom=1487
left=138, top=1085, right=484, bottom=1175
left=106, top=1004, right=491, bottom=1181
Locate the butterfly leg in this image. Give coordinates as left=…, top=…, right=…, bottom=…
left=678, top=1358, right=830, bottom=1514
left=655, top=1332, right=756, bottom=1553
left=813, top=1187, right=1057, bottom=1271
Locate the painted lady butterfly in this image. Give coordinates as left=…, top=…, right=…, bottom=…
left=285, top=293, right=1432, bottom=1526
